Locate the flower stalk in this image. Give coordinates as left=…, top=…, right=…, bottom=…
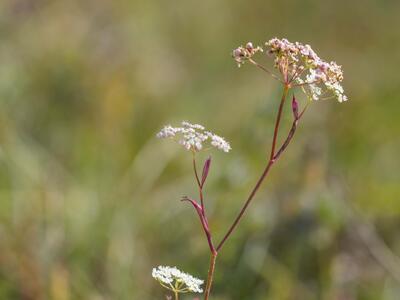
left=202, top=84, right=304, bottom=299
left=155, top=37, right=346, bottom=300
left=203, top=251, right=217, bottom=300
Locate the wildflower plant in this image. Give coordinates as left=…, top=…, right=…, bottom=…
left=233, top=38, right=347, bottom=102
left=153, top=37, right=347, bottom=299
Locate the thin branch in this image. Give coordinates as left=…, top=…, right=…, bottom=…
left=192, top=153, right=201, bottom=188
left=248, top=59, right=283, bottom=83
left=216, top=160, right=274, bottom=251
left=217, top=85, right=295, bottom=251
left=181, top=197, right=215, bottom=252
left=270, top=85, right=289, bottom=160
left=291, top=79, right=321, bottom=88
left=273, top=120, right=297, bottom=161
left=192, top=154, right=206, bottom=212
left=273, top=100, right=309, bottom=160
left=299, top=101, right=310, bottom=119
left=288, top=66, right=306, bottom=84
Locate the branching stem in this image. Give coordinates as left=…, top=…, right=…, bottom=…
left=196, top=79, right=308, bottom=299
left=200, top=84, right=308, bottom=299
left=216, top=84, right=290, bottom=251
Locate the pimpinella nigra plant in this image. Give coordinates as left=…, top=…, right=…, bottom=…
left=152, top=37, right=347, bottom=300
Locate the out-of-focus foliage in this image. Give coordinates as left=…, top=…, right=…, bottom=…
left=0, top=0, right=400, bottom=299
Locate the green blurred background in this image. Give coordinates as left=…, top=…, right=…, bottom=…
left=1, top=0, right=400, bottom=299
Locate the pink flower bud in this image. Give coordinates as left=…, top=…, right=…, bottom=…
left=201, top=156, right=212, bottom=187
left=233, top=48, right=243, bottom=58
left=246, top=42, right=254, bottom=50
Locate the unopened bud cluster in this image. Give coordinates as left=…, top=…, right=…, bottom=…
left=232, top=42, right=263, bottom=67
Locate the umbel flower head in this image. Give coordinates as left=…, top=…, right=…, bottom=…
left=157, top=121, right=231, bottom=153
left=232, top=42, right=263, bottom=67
left=152, top=266, right=204, bottom=294
left=233, top=37, right=348, bottom=102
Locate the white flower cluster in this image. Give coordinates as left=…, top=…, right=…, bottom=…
left=152, top=266, right=204, bottom=293
left=232, top=38, right=347, bottom=102
left=157, top=121, right=231, bottom=153
left=232, top=42, right=263, bottom=67
left=266, top=38, right=347, bottom=102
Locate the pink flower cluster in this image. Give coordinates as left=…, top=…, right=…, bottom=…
left=233, top=38, right=347, bottom=102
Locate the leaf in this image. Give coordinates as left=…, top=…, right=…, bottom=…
left=201, top=156, right=212, bottom=187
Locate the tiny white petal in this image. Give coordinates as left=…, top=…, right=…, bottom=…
left=157, top=122, right=231, bottom=153
left=263, top=37, right=347, bottom=102
left=152, top=266, right=204, bottom=293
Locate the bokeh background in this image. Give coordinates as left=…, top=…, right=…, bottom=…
left=1, top=0, right=400, bottom=299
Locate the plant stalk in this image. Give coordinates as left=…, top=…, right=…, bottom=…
left=201, top=84, right=305, bottom=299
left=216, top=85, right=289, bottom=251
left=203, top=251, right=218, bottom=300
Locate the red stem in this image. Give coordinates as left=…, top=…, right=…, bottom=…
left=201, top=85, right=308, bottom=298
left=216, top=84, right=293, bottom=251
left=187, top=156, right=216, bottom=252
left=182, top=196, right=215, bottom=252
left=193, top=155, right=205, bottom=210
left=216, top=160, right=274, bottom=251
left=270, top=85, right=289, bottom=160
left=203, top=251, right=217, bottom=300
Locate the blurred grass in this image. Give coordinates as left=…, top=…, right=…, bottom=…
left=0, top=0, right=400, bottom=299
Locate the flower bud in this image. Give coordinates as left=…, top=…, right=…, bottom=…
left=246, top=42, right=254, bottom=50
left=292, top=95, right=299, bottom=119
left=233, top=48, right=243, bottom=58
left=201, top=156, right=212, bottom=187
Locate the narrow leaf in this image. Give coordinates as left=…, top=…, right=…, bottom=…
left=292, top=94, right=299, bottom=120
left=201, top=156, right=212, bottom=187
